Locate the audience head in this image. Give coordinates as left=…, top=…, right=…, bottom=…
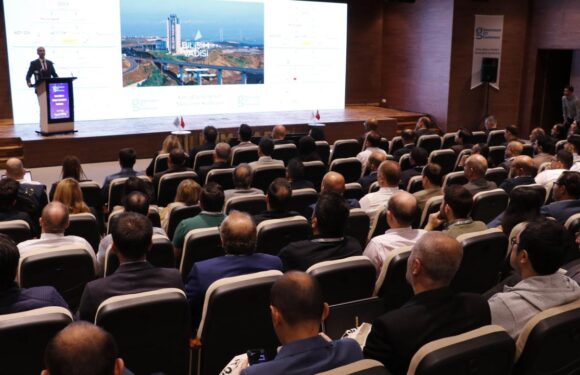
left=321, top=172, right=346, bottom=195
left=510, top=155, right=536, bottom=177
left=220, top=211, right=256, bottom=255
left=422, top=163, right=443, bottom=188
left=298, top=136, right=317, bottom=158
left=401, top=129, right=415, bottom=144
left=272, top=125, right=287, bottom=140
left=122, top=191, right=149, bottom=216
left=313, top=192, right=349, bottom=237
left=232, top=164, right=253, bottom=189
left=553, top=149, right=573, bottom=170
left=41, top=202, right=70, bottom=234
left=410, top=147, right=428, bottom=167
left=118, top=148, right=136, bottom=169
left=505, top=125, right=520, bottom=142
left=387, top=191, right=418, bottom=228
left=464, top=154, right=488, bottom=180
left=529, top=127, right=546, bottom=143
left=286, top=159, right=306, bottom=182
left=364, top=118, right=379, bottom=132
left=367, top=151, right=387, bottom=172
left=415, top=116, right=431, bottom=130
left=506, top=141, right=523, bottom=158
left=565, top=134, right=580, bottom=155
left=5, top=158, right=25, bottom=180
left=472, top=143, right=490, bottom=159
left=53, top=178, right=89, bottom=214
left=60, top=155, right=86, bottom=180
left=42, top=321, right=124, bottom=375
left=203, top=126, right=218, bottom=144
left=365, top=131, right=382, bottom=149
left=161, top=134, right=182, bottom=153
left=551, top=123, right=567, bottom=140
left=111, top=212, right=152, bottom=261
left=564, top=85, right=575, bottom=97
left=406, top=232, right=463, bottom=293
left=455, top=128, right=473, bottom=145
left=308, top=127, right=325, bottom=141
left=484, top=115, right=498, bottom=132
left=0, top=234, right=18, bottom=290
left=536, top=134, right=556, bottom=155
left=199, top=182, right=224, bottom=212
left=175, top=179, right=201, bottom=205
left=238, top=123, right=253, bottom=142
left=267, top=178, right=292, bottom=211
left=0, top=178, right=19, bottom=211
left=122, top=177, right=153, bottom=203
left=214, top=142, right=231, bottom=162
left=553, top=171, right=580, bottom=201
left=442, top=185, right=473, bottom=221
left=258, top=137, right=275, bottom=157
left=501, top=187, right=543, bottom=236
left=378, top=160, right=401, bottom=188
left=168, top=148, right=187, bottom=167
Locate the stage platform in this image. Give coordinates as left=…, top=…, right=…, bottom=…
left=0, top=105, right=424, bottom=167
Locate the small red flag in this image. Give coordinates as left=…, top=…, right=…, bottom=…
left=180, top=116, right=185, bottom=128
left=315, top=110, right=320, bottom=121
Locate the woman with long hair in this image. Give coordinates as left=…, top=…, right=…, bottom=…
left=49, top=155, right=89, bottom=199
left=53, top=178, right=91, bottom=214
left=160, top=179, right=201, bottom=231
left=145, top=134, right=184, bottom=177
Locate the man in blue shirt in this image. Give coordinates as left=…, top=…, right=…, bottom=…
left=101, top=148, right=144, bottom=200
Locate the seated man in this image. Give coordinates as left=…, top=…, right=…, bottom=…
left=199, top=142, right=231, bottom=183
left=532, top=134, right=556, bottom=169
left=488, top=220, right=580, bottom=339
left=42, top=322, right=125, bottom=375
left=279, top=192, right=362, bottom=271
left=399, top=147, right=428, bottom=190
left=462, top=154, right=497, bottom=195
left=307, top=172, right=360, bottom=218
left=286, top=159, right=315, bottom=190
left=272, top=124, right=291, bottom=145
left=483, top=115, right=498, bottom=134
left=540, top=171, right=580, bottom=224
left=499, top=155, right=536, bottom=194
left=241, top=272, right=362, bottom=374
left=78, top=212, right=183, bottom=322
left=356, top=131, right=387, bottom=171
left=567, top=133, right=580, bottom=166
left=224, top=164, right=263, bottom=201
left=363, top=232, right=491, bottom=374
left=358, top=151, right=387, bottom=193
left=5, top=157, right=48, bottom=223
left=249, top=137, right=284, bottom=169
left=359, top=161, right=401, bottom=215
left=189, top=125, right=217, bottom=167
left=413, top=163, right=443, bottom=211
left=425, top=185, right=487, bottom=239
left=0, top=234, right=68, bottom=314
left=504, top=125, right=523, bottom=144
left=499, top=141, right=524, bottom=171
left=535, top=149, right=573, bottom=187
left=393, top=129, right=415, bottom=162
left=101, top=148, right=143, bottom=199
left=253, top=178, right=298, bottom=225
left=152, top=148, right=193, bottom=195
left=185, top=211, right=283, bottom=327
left=363, top=192, right=426, bottom=270
left=0, top=178, right=35, bottom=235
left=231, top=123, right=254, bottom=151
left=450, top=128, right=473, bottom=155
left=358, top=118, right=379, bottom=147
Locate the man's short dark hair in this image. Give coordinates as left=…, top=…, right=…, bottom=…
left=537, top=134, right=555, bottom=155
left=233, top=164, right=253, bottom=189
left=267, top=178, right=292, bottom=211
left=402, top=129, right=415, bottom=143
left=119, top=148, right=136, bottom=169
left=270, top=272, right=325, bottom=326
left=259, top=137, right=275, bottom=156
left=309, top=127, right=325, bottom=141
left=200, top=182, right=224, bottom=212
left=111, top=212, right=152, bottom=260
left=557, top=150, right=574, bottom=169
left=567, top=134, right=580, bottom=153
left=422, top=163, right=443, bottom=186
left=565, top=85, right=575, bottom=92
left=0, top=234, right=18, bottom=289
left=519, top=220, right=570, bottom=275
left=556, top=171, right=580, bottom=199
left=410, top=147, right=428, bottom=166
left=314, top=192, right=349, bottom=237
left=287, top=159, right=305, bottom=181
left=506, top=125, right=519, bottom=138
left=169, top=148, right=187, bottom=166
left=457, top=128, right=473, bottom=144
left=123, top=191, right=149, bottom=216
left=122, top=177, right=153, bottom=203
left=0, top=178, right=19, bottom=211
left=366, top=131, right=381, bottom=148
left=239, top=124, right=252, bottom=142
left=203, top=126, right=218, bottom=143
left=444, top=185, right=474, bottom=219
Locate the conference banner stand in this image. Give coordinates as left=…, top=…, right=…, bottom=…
left=35, top=77, right=78, bottom=136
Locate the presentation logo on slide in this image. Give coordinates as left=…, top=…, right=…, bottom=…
left=120, top=0, right=264, bottom=88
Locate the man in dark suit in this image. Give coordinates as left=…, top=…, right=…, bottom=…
left=151, top=148, right=194, bottom=196
left=358, top=151, right=387, bottom=193
left=463, top=154, right=497, bottom=195
left=253, top=178, right=299, bottom=225
left=78, top=212, right=183, bottom=322
left=185, top=211, right=283, bottom=327
left=363, top=232, right=491, bottom=374
left=499, top=155, right=536, bottom=194
left=25, top=46, right=58, bottom=91
left=188, top=125, right=217, bottom=167
left=399, top=147, right=428, bottom=190
left=541, top=171, right=580, bottom=223
left=199, top=142, right=231, bottom=183
left=393, top=129, right=416, bottom=162
left=5, top=157, right=48, bottom=228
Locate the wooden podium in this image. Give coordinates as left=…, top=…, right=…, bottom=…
left=36, top=77, right=77, bottom=136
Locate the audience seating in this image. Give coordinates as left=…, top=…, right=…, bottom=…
left=79, top=180, right=103, bottom=211
left=488, top=146, right=506, bottom=167
left=472, top=131, right=488, bottom=144
left=179, top=227, right=224, bottom=281
left=418, top=195, right=443, bottom=229
left=307, top=256, right=376, bottom=305
left=417, top=134, right=442, bottom=154
left=487, top=130, right=506, bottom=146
left=485, top=166, right=508, bottom=187
left=322, top=297, right=385, bottom=341
left=104, top=234, right=175, bottom=276
left=369, top=181, right=380, bottom=193
left=315, top=140, right=331, bottom=165
left=194, top=271, right=283, bottom=375
left=205, top=167, right=235, bottom=189
left=107, top=207, right=162, bottom=234
left=471, top=189, right=509, bottom=224
left=452, top=229, right=508, bottom=293
left=373, top=246, right=414, bottom=311
left=429, top=149, right=456, bottom=175
left=442, top=171, right=467, bottom=189
left=368, top=208, right=389, bottom=241
left=346, top=208, right=371, bottom=248
left=95, top=289, right=189, bottom=375
left=0, top=220, right=32, bottom=244
left=193, top=150, right=214, bottom=172
left=166, top=204, right=201, bottom=240
left=389, top=136, right=404, bottom=155
left=514, top=298, right=580, bottom=375
left=108, top=176, right=152, bottom=208
left=512, top=183, right=548, bottom=204
left=157, top=171, right=199, bottom=207
left=379, top=137, right=390, bottom=153
left=18, top=244, right=96, bottom=311
left=441, top=133, right=457, bottom=149
left=289, top=188, right=318, bottom=218
left=330, top=158, right=362, bottom=183
left=256, top=216, right=311, bottom=255
left=564, top=213, right=580, bottom=237
left=399, top=153, right=412, bottom=171
left=303, top=160, right=327, bottom=191
left=538, top=161, right=551, bottom=173
left=272, top=143, right=298, bottom=166
left=330, top=139, right=361, bottom=163
left=407, top=325, right=515, bottom=375
left=223, top=194, right=266, bottom=215
left=152, top=152, right=169, bottom=175
left=344, top=182, right=365, bottom=201
left=65, top=212, right=101, bottom=252
left=284, top=133, right=308, bottom=146
left=453, top=149, right=471, bottom=171
left=522, top=143, right=534, bottom=157
left=317, top=359, right=388, bottom=375
left=251, top=165, right=286, bottom=192
left=231, top=146, right=259, bottom=166
left=556, top=139, right=567, bottom=152
left=0, top=307, right=73, bottom=375
left=407, top=175, right=424, bottom=193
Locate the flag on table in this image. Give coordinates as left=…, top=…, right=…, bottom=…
left=180, top=116, right=185, bottom=128
left=315, top=110, right=320, bottom=121
left=173, top=116, right=180, bottom=128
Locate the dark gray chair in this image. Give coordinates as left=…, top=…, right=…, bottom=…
left=256, top=216, right=311, bottom=255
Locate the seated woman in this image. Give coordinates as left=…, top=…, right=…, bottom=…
left=160, top=179, right=201, bottom=232
left=53, top=178, right=92, bottom=215
left=49, top=155, right=89, bottom=200
left=145, top=134, right=183, bottom=177
left=487, top=186, right=544, bottom=236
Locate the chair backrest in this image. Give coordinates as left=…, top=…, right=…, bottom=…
left=330, top=157, right=363, bottom=183
left=289, top=188, right=318, bottom=218
left=256, top=216, right=311, bottom=255
left=379, top=138, right=389, bottom=153
left=65, top=212, right=100, bottom=252
left=442, top=171, right=467, bottom=189
left=565, top=212, right=580, bottom=237
left=153, top=153, right=169, bottom=175
left=407, top=175, right=424, bottom=193
left=331, top=139, right=361, bottom=162
left=316, top=359, right=389, bottom=375
left=407, top=325, right=515, bottom=375
left=556, top=139, right=567, bottom=152
left=344, top=182, right=364, bottom=200
left=487, top=129, right=506, bottom=146
left=79, top=181, right=103, bottom=210
left=18, top=244, right=96, bottom=311
left=104, top=234, right=175, bottom=276
left=373, top=246, right=414, bottom=311
left=514, top=299, right=580, bottom=375
left=196, top=271, right=283, bottom=375
left=419, top=195, right=443, bottom=228
left=389, top=136, right=404, bottom=154
left=441, top=133, right=457, bottom=149
left=512, top=183, right=548, bottom=204
left=346, top=208, right=371, bottom=248
left=284, top=133, right=308, bottom=146
left=0, top=220, right=32, bottom=244
left=322, top=298, right=386, bottom=341
left=472, top=131, right=487, bottom=144
left=108, top=176, right=151, bottom=208
left=452, top=229, right=508, bottom=293
left=453, top=149, right=472, bottom=171
left=224, top=193, right=266, bottom=215
left=252, top=165, right=286, bottom=192
left=180, top=227, right=224, bottom=281
left=522, top=143, right=534, bottom=157
left=193, top=150, right=215, bottom=172
left=316, top=140, right=331, bottom=165
left=471, top=188, right=509, bottom=224
left=368, top=208, right=390, bottom=241
left=369, top=181, right=380, bottom=193
left=488, top=145, right=506, bottom=167
left=167, top=204, right=201, bottom=240
left=417, top=134, right=442, bottom=154
left=307, top=256, right=376, bottom=305
left=429, top=149, right=456, bottom=175
left=399, top=153, right=412, bottom=171
left=157, top=171, right=199, bottom=207
left=538, top=161, right=552, bottom=173
left=107, top=207, right=161, bottom=234
left=231, top=146, right=259, bottom=166
left=485, top=166, right=508, bottom=187
left=272, top=143, right=298, bottom=166
left=95, top=289, right=189, bottom=375
left=303, top=161, right=328, bottom=191
left=205, top=167, right=235, bottom=189
left=0, top=307, right=73, bottom=375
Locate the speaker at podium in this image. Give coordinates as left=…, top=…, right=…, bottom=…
left=35, top=77, right=77, bottom=136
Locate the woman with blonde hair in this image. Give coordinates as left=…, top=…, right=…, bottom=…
left=146, top=134, right=184, bottom=177
left=160, top=179, right=201, bottom=231
left=53, top=178, right=91, bottom=214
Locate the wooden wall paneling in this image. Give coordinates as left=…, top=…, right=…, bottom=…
left=0, top=1, right=12, bottom=121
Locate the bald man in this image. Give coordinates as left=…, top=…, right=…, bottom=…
left=4, top=157, right=48, bottom=223
left=42, top=322, right=124, bottom=375
left=500, top=141, right=524, bottom=171
left=499, top=155, right=537, bottom=193
left=26, top=46, right=58, bottom=91
left=272, top=124, right=290, bottom=144
left=363, top=232, right=491, bottom=374
left=185, top=211, right=283, bottom=327
left=363, top=192, right=427, bottom=270
left=358, top=150, right=388, bottom=193
left=359, top=160, right=401, bottom=215
left=307, top=172, right=360, bottom=218
left=462, top=154, right=497, bottom=195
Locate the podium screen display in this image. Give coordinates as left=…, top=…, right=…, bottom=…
left=47, top=82, right=72, bottom=122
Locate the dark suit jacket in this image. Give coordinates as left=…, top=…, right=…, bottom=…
left=499, top=176, right=536, bottom=194
left=363, top=287, right=491, bottom=375
left=199, top=161, right=230, bottom=184
left=399, top=166, right=423, bottom=190
left=358, top=172, right=378, bottom=193
left=278, top=236, right=362, bottom=272
left=26, top=59, right=58, bottom=89
left=290, top=179, right=315, bottom=191
left=188, top=142, right=216, bottom=167
left=463, top=178, right=497, bottom=195
left=393, top=144, right=415, bottom=162
left=185, top=254, right=283, bottom=327
left=0, top=284, right=68, bottom=315
left=541, top=199, right=580, bottom=224
left=252, top=210, right=300, bottom=226
left=78, top=261, right=183, bottom=322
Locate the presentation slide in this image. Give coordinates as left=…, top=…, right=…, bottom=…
left=4, top=0, right=347, bottom=125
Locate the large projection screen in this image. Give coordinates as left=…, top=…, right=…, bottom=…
left=4, top=0, right=347, bottom=125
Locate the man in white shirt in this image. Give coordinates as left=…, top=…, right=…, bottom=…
left=356, top=131, right=387, bottom=172
left=249, top=137, right=284, bottom=169
left=363, top=191, right=426, bottom=270
left=535, top=150, right=573, bottom=187
left=359, top=160, right=400, bottom=215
